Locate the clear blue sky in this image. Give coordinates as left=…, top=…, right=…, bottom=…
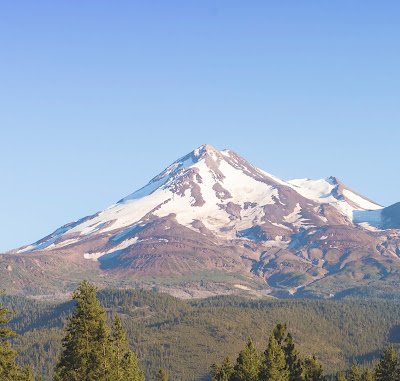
left=1, top=1, right=399, bottom=252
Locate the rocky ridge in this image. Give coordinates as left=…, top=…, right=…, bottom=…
left=2, top=144, right=399, bottom=299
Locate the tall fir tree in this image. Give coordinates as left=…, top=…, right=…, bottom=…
left=303, top=355, right=326, bottom=381
left=374, top=344, right=399, bottom=381
left=156, top=368, right=168, bottom=381
left=231, top=337, right=261, bottom=381
left=273, top=323, right=287, bottom=345
left=20, top=365, right=35, bottom=381
left=335, top=372, right=347, bottom=381
left=259, top=334, right=289, bottom=381
left=120, top=351, right=145, bottom=381
left=54, top=280, right=112, bottom=381
left=348, top=362, right=362, bottom=381
left=110, top=315, right=126, bottom=380
left=211, top=356, right=234, bottom=381
left=283, top=332, right=304, bottom=381
left=110, top=314, right=144, bottom=381
left=0, top=289, right=34, bottom=381
left=361, top=367, right=374, bottom=381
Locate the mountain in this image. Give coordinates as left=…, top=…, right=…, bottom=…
left=1, top=144, right=400, bottom=299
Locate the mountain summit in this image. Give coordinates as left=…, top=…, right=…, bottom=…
left=2, top=144, right=399, bottom=299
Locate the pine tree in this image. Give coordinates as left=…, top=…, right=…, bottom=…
left=335, top=372, right=347, bottom=381
left=110, top=315, right=128, bottom=381
left=156, top=368, right=168, bottom=381
left=211, top=357, right=234, bottom=381
left=361, top=367, right=374, bottom=381
left=231, top=338, right=261, bottom=381
left=0, top=289, right=34, bottom=381
left=284, top=333, right=304, bottom=381
left=259, top=334, right=289, bottom=381
left=121, top=351, right=145, bottom=381
left=348, top=362, right=362, bottom=381
left=54, top=280, right=112, bottom=381
left=273, top=323, right=287, bottom=345
left=375, top=344, right=399, bottom=381
left=110, top=314, right=144, bottom=381
left=303, top=355, right=326, bottom=381
left=20, top=365, right=35, bottom=381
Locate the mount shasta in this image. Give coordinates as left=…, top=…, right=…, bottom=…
left=2, top=144, right=400, bottom=299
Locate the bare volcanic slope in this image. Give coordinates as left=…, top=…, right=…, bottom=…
left=2, top=144, right=400, bottom=299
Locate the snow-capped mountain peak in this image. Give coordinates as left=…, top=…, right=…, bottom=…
left=5, top=144, right=400, bottom=300
left=15, top=145, right=385, bottom=256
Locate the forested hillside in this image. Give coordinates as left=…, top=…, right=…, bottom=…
left=3, top=290, right=400, bottom=380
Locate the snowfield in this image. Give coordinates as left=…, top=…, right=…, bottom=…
left=18, top=144, right=386, bottom=255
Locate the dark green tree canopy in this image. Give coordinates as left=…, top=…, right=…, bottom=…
left=231, top=337, right=261, bottom=381
left=54, top=280, right=144, bottom=381
left=303, top=355, right=326, bottom=381
left=374, top=344, right=399, bottom=381
left=348, top=362, right=362, bottom=381
left=0, top=289, right=34, bottom=381
left=156, top=368, right=168, bottom=381
left=259, top=334, right=289, bottom=381
left=212, top=357, right=234, bottom=381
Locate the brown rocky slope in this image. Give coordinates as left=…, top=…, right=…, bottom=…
left=1, top=144, right=399, bottom=300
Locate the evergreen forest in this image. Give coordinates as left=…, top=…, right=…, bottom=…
left=3, top=282, right=400, bottom=380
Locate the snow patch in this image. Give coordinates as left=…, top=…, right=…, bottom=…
left=234, top=284, right=251, bottom=291
left=288, top=178, right=337, bottom=203
left=342, top=189, right=382, bottom=210
left=84, top=237, right=139, bottom=261
left=19, top=235, right=60, bottom=253
left=284, top=203, right=302, bottom=224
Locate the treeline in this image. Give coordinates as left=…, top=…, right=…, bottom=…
left=212, top=323, right=400, bottom=381
left=1, top=281, right=146, bottom=381
left=0, top=289, right=35, bottom=380
left=3, top=287, right=400, bottom=379
left=53, top=280, right=144, bottom=380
